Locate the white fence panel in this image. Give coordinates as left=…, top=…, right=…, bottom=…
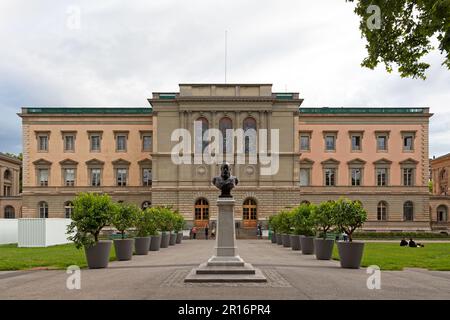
left=0, top=219, right=18, bottom=244
left=18, top=218, right=72, bottom=247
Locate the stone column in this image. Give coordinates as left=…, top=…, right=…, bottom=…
left=214, top=198, right=237, bottom=257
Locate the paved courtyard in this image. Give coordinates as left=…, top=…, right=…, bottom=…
left=1, top=239, right=449, bottom=300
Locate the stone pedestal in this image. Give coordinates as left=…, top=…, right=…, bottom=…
left=185, top=198, right=267, bottom=283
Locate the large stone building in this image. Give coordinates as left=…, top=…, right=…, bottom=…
left=430, top=153, right=450, bottom=232
left=0, top=153, right=22, bottom=218
left=18, top=83, right=439, bottom=232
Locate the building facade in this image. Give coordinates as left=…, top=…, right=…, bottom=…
left=19, top=83, right=437, bottom=232
left=430, top=153, right=450, bottom=232
left=0, top=153, right=22, bottom=218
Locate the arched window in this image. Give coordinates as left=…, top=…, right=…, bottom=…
left=403, top=201, right=414, bottom=221
left=219, top=117, right=233, bottom=154
left=39, top=201, right=49, bottom=218
left=4, top=169, right=12, bottom=180
left=64, top=201, right=74, bottom=219
left=243, top=198, right=257, bottom=228
left=243, top=117, right=257, bottom=154
left=4, top=206, right=15, bottom=219
left=195, top=117, right=209, bottom=153
left=194, top=198, right=209, bottom=227
left=437, top=205, right=448, bottom=222
left=377, top=201, right=387, bottom=221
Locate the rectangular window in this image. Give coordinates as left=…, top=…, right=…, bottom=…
left=64, top=169, right=75, bottom=186
left=376, top=168, right=388, bottom=186
left=325, top=168, right=336, bottom=186
left=38, top=136, right=48, bottom=152
left=325, top=136, right=335, bottom=151
left=351, top=169, right=361, bottom=186
left=403, top=168, right=414, bottom=186
left=351, top=136, right=361, bottom=151
left=300, top=135, right=310, bottom=151
left=90, top=135, right=101, bottom=152
left=117, top=169, right=127, bottom=186
left=4, top=186, right=11, bottom=197
left=39, top=169, right=49, bottom=186
left=142, top=168, right=152, bottom=186
left=377, top=135, right=387, bottom=151
left=91, top=169, right=101, bottom=187
left=64, top=135, right=75, bottom=152
left=299, top=168, right=310, bottom=186
left=403, top=136, right=414, bottom=151
left=143, top=135, right=152, bottom=152
left=117, top=135, right=127, bottom=152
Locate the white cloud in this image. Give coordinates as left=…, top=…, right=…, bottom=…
left=0, top=0, right=449, bottom=156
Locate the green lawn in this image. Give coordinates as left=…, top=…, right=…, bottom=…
left=0, top=244, right=116, bottom=271
left=0, top=242, right=449, bottom=271
left=332, top=243, right=450, bottom=271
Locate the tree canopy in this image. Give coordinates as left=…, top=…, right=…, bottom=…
left=348, top=0, right=450, bottom=79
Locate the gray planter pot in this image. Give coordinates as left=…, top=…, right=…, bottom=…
left=160, top=232, right=170, bottom=248
left=276, top=233, right=283, bottom=245
left=134, top=237, right=151, bottom=255
left=150, top=235, right=161, bottom=251
left=290, top=235, right=301, bottom=251
left=114, top=238, right=134, bottom=261
left=300, top=236, right=315, bottom=254
left=176, top=232, right=183, bottom=244
left=85, top=240, right=112, bottom=269
left=169, top=232, right=177, bottom=246
left=337, top=241, right=365, bottom=269
left=271, top=233, right=277, bottom=243
left=282, top=234, right=291, bottom=247
left=314, top=238, right=334, bottom=260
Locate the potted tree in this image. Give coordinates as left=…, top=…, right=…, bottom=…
left=312, top=200, right=336, bottom=260
left=174, top=213, right=185, bottom=244
left=134, top=208, right=151, bottom=255
left=292, top=203, right=316, bottom=254
left=268, top=215, right=278, bottom=244
left=158, top=207, right=171, bottom=248
left=289, top=209, right=301, bottom=251
left=111, top=202, right=138, bottom=261
left=278, top=210, right=292, bottom=248
left=145, top=207, right=162, bottom=251
left=67, top=193, right=114, bottom=269
left=168, top=210, right=178, bottom=246
left=334, top=198, right=368, bottom=269
left=276, top=213, right=283, bottom=245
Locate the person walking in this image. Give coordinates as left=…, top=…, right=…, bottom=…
left=211, top=226, right=216, bottom=240
left=257, top=224, right=262, bottom=239
left=205, top=225, right=209, bottom=240
left=192, top=226, right=197, bottom=240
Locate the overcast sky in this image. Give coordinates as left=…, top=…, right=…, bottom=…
left=0, top=0, right=449, bottom=157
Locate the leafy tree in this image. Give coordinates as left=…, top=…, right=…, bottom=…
left=134, top=209, right=150, bottom=237
left=67, top=193, right=114, bottom=249
left=291, top=203, right=316, bottom=236
left=111, top=202, right=139, bottom=239
left=347, top=0, right=450, bottom=79
left=313, top=200, right=337, bottom=239
left=334, top=198, right=368, bottom=242
left=277, top=210, right=293, bottom=234
left=268, top=214, right=281, bottom=233
left=173, top=213, right=186, bottom=232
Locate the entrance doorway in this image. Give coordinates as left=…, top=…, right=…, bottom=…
left=194, top=198, right=209, bottom=227
left=243, top=198, right=257, bottom=228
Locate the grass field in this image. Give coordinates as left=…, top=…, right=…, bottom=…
left=0, top=242, right=449, bottom=271
left=332, top=243, right=450, bottom=271
left=0, top=244, right=116, bottom=271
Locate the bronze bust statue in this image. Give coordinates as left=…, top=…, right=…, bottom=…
left=212, top=163, right=239, bottom=198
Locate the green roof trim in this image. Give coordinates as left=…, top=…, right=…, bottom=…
left=299, top=107, right=426, bottom=114
left=25, top=107, right=152, bottom=115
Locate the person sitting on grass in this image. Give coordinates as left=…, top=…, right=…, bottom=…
left=408, top=238, right=425, bottom=248
left=400, top=238, right=408, bottom=247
